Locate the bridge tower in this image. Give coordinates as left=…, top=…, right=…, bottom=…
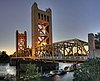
left=31, top=2, right=52, bottom=56
left=16, top=30, right=27, bottom=57
left=88, top=33, right=95, bottom=58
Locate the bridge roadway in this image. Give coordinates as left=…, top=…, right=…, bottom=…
left=11, top=56, right=88, bottom=63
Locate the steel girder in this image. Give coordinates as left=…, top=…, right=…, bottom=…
left=35, top=39, right=88, bottom=57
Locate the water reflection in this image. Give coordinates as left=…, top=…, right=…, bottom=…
left=0, top=63, right=16, bottom=76
left=40, top=72, right=73, bottom=81
left=54, top=75, right=60, bottom=81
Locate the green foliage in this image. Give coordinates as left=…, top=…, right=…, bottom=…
left=95, top=33, right=100, bottom=49
left=20, top=63, right=40, bottom=81
left=73, top=58, right=100, bottom=81
left=26, top=63, right=40, bottom=77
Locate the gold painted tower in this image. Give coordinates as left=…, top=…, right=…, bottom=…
left=16, top=30, right=27, bottom=57
left=31, top=2, right=52, bottom=56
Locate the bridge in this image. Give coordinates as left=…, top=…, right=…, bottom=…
left=12, top=2, right=90, bottom=63
left=12, top=38, right=88, bottom=63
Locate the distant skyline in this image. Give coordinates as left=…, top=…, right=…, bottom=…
left=0, top=0, right=100, bottom=55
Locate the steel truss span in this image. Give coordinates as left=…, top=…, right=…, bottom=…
left=35, top=39, right=88, bottom=57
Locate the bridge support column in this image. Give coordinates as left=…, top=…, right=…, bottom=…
left=88, top=33, right=95, bottom=58
left=16, top=59, right=20, bottom=81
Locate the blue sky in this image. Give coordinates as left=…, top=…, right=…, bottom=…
left=0, top=0, right=100, bottom=54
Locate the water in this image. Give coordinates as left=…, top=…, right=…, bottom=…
left=0, top=63, right=74, bottom=81
left=0, top=63, right=16, bottom=76
left=40, top=72, right=74, bottom=81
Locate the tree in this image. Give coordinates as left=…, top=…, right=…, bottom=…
left=73, top=58, right=100, bottom=81
left=26, top=63, right=40, bottom=77
left=95, top=33, right=100, bottom=49
left=0, top=51, right=10, bottom=63
left=20, top=63, right=40, bottom=81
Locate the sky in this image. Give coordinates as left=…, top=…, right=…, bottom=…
left=0, top=0, right=100, bottom=55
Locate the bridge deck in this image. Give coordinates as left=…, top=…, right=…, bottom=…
left=11, top=56, right=88, bottom=63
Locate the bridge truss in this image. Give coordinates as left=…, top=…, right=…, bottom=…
left=35, top=39, right=88, bottom=57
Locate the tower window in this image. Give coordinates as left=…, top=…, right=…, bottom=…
left=38, top=13, right=40, bottom=19
left=41, top=14, right=43, bottom=20
left=44, top=15, right=46, bottom=21
left=47, top=16, right=49, bottom=22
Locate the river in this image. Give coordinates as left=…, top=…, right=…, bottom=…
left=39, top=72, right=74, bottom=81
left=0, top=63, right=74, bottom=81
left=41, top=63, right=74, bottom=81
left=0, top=63, right=16, bottom=76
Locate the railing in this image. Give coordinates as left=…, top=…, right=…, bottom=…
left=12, top=56, right=88, bottom=62
left=35, top=56, right=88, bottom=61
